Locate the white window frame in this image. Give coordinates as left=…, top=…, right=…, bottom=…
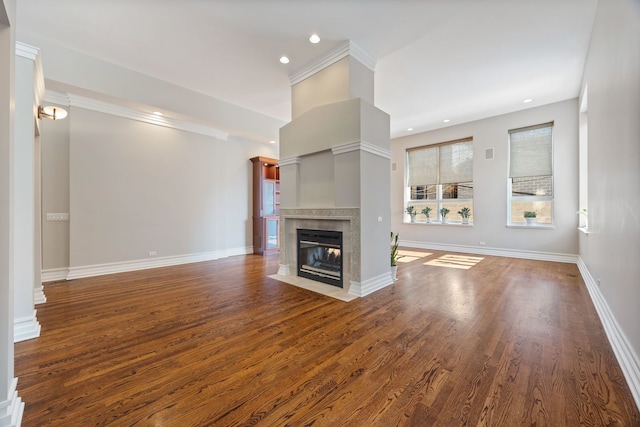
left=507, top=122, right=554, bottom=227
left=405, top=138, right=474, bottom=224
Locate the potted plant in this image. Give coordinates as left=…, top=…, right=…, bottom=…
left=440, top=207, right=450, bottom=223
left=458, top=207, right=471, bottom=224
left=406, top=205, right=416, bottom=222
left=524, top=211, right=537, bottom=225
left=390, top=231, right=400, bottom=281
left=421, top=207, right=433, bottom=223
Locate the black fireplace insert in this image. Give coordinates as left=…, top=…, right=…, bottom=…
left=297, top=229, right=343, bottom=287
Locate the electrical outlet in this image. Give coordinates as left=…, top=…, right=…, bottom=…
left=479, top=241, right=486, bottom=246
left=149, top=251, right=157, bottom=256
left=46, top=213, right=70, bottom=221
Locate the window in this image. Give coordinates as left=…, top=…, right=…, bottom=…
left=406, top=138, right=473, bottom=224
left=508, top=122, right=553, bottom=225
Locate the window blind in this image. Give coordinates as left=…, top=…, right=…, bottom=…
left=439, top=141, right=473, bottom=184
left=407, top=147, right=437, bottom=187
left=509, top=123, right=553, bottom=178
left=407, top=138, right=473, bottom=187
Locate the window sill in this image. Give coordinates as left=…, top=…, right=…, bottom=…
left=405, top=221, right=473, bottom=226
left=578, top=227, right=591, bottom=234
left=507, top=224, right=555, bottom=230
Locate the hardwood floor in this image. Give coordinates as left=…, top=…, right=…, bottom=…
left=15, top=251, right=639, bottom=426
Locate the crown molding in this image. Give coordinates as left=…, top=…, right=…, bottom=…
left=278, top=156, right=301, bottom=167
left=289, top=40, right=376, bottom=86
left=331, top=141, right=391, bottom=159
left=16, top=42, right=45, bottom=103
left=44, top=90, right=70, bottom=106
left=49, top=92, right=229, bottom=141
left=15, top=41, right=39, bottom=60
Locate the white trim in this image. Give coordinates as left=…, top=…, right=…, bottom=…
left=400, top=240, right=578, bottom=264
left=41, top=267, right=69, bottom=283
left=278, top=156, right=301, bottom=167
left=42, top=90, right=229, bottom=140
left=16, top=42, right=45, bottom=103
left=277, top=264, right=291, bottom=276
left=332, top=141, right=392, bottom=159
left=44, top=90, right=70, bottom=107
left=14, top=310, right=41, bottom=343
left=0, top=378, right=24, bottom=427
left=34, top=285, right=46, bottom=304
left=289, top=40, right=376, bottom=85
left=65, top=247, right=253, bottom=280
left=66, top=93, right=229, bottom=140
left=349, top=42, right=377, bottom=71
left=577, top=257, right=640, bottom=411
left=348, top=271, right=393, bottom=297
left=15, top=41, right=39, bottom=60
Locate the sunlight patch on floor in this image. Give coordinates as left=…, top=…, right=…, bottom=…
left=425, top=254, right=484, bottom=270
left=396, top=250, right=432, bottom=263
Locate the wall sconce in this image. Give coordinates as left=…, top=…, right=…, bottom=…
left=38, top=105, right=68, bottom=120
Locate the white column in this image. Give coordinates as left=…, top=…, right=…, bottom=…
left=0, top=1, right=26, bottom=425
left=13, top=45, right=42, bottom=343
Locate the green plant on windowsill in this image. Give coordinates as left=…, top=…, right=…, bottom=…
left=440, top=207, right=450, bottom=223
left=406, top=205, right=417, bottom=222
left=458, top=207, right=471, bottom=224
left=421, top=207, right=432, bottom=223
left=524, top=211, right=537, bottom=225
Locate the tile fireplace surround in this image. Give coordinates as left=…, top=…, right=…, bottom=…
left=278, top=208, right=360, bottom=294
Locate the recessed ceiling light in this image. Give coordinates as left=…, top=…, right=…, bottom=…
left=269, top=140, right=276, bottom=144
left=523, top=98, right=533, bottom=103
left=153, top=111, right=163, bottom=116
left=407, top=128, right=413, bottom=131
left=309, top=34, right=320, bottom=44
left=280, top=56, right=290, bottom=64
left=443, top=119, right=451, bottom=123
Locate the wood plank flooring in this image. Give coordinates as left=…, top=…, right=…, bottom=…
left=15, top=251, right=640, bottom=426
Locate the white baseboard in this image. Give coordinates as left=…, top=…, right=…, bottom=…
left=577, top=257, right=640, bottom=411
left=348, top=271, right=393, bottom=297
left=400, top=240, right=578, bottom=264
left=277, top=264, right=291, bottom=276
left=0, top=378, right=24, bottom=427
left=43, top=247, right=254, bottom=282
left=14, top=309, right=41, bottom=343
left=41, top=267, right=69, bottom=283
left=34, top=285, right=46, bottom=304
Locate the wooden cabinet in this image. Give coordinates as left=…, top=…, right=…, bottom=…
left=250, top=157, right=280, bottom=255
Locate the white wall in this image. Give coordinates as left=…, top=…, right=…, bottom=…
left=41, top=106, right=277, bottom=275
left=579, top=0, right=640, bottom=370
left=391, top=99, right=579, bottom=257
left=40, top=104, right=70, bottom=270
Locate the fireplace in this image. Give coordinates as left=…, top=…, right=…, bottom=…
left=297, top=229, right=343, bottom=287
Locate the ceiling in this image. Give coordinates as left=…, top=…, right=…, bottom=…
left=16, top=0, right=598, bottom=139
